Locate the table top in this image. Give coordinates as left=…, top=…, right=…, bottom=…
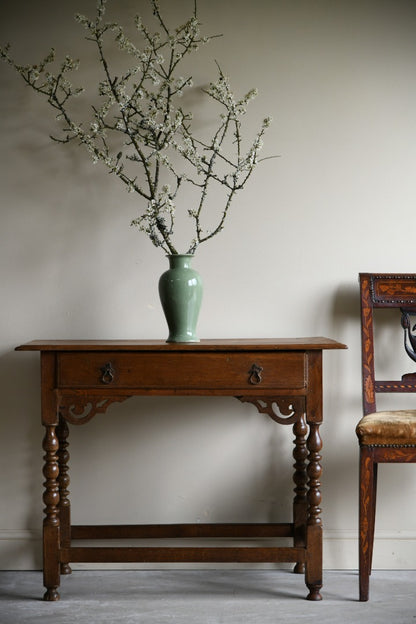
left=16, top=338, right=347, bottom=352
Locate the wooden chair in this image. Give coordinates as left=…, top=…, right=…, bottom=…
left=356, top=273, right=416, bottom=601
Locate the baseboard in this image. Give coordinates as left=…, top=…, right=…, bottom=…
left=0, top=530, right=42, bottom=570
left=1, top=529, right=416, bottom=570
left=324, top=530, right=416, bottom=570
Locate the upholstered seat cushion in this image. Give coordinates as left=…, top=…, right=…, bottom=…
left=356, top=410, right=416, bottom=445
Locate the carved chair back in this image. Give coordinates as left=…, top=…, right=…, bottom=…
left=360, top=273, right=416, bottom=416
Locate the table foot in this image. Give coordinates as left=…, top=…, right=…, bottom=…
left=293, top=562, right=305, bottom=574
left=306, top=586, right=322, bottom=601
left=61, top=563, right=72, bottom=575
left=43, top=588, right=60, bottom=601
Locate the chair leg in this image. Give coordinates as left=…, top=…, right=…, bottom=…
left=368, top=462, right=377, bottom=575
left=359, top=446, right=376, bottom=601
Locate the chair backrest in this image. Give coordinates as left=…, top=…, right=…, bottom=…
left=360, top=273, right=416, bottom=415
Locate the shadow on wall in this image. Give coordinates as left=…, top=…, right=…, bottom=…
left=318, top=282, right=361, bottom=532
left=326, top=279, right=361, bottom=415
left=327, top=279, right=361, bottom=400
left=66, top=395, right=296, bottom=526
left=331, top=281, right=361, bottom=333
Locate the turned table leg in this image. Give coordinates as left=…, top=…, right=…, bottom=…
left=293, top=413, right=308, bottom=574
left=305, top=422, right=323, bottom=601
left=57, top=416, right=71, bottom=575
left=42, top=424, right=61, bottom=601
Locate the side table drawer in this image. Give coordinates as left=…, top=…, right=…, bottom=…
left=57, top=352, right=307, bottom=391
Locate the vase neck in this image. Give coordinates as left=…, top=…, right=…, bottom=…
left=167, top=254, right=194, bottom=270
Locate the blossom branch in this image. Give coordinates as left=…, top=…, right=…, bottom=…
left=1, top=0, right=273, bottom=255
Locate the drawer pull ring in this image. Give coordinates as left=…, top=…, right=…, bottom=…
left=248, top=364, right=263, bottom=385
left=100, top=362, right=115, bottom=385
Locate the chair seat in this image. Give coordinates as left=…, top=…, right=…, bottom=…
left=356, top=410, right=416, bottom=446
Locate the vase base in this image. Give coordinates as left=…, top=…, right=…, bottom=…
left=166, top=336, right=200, bottom=343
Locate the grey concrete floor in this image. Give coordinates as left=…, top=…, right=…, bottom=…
left=1, top=569, right=416, bottom=624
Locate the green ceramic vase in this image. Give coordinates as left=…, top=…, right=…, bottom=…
left=158, top=254, right=203, bottom=343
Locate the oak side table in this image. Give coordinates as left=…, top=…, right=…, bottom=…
left=16, top=338, right=346, bottom=601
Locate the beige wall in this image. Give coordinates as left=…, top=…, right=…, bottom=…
left=1, top=0, right=416, bottom=570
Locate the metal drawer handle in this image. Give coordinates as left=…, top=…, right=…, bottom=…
left=248, top=364, right=263, bottom=385
left=100, top=362, right=115, bottom=385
